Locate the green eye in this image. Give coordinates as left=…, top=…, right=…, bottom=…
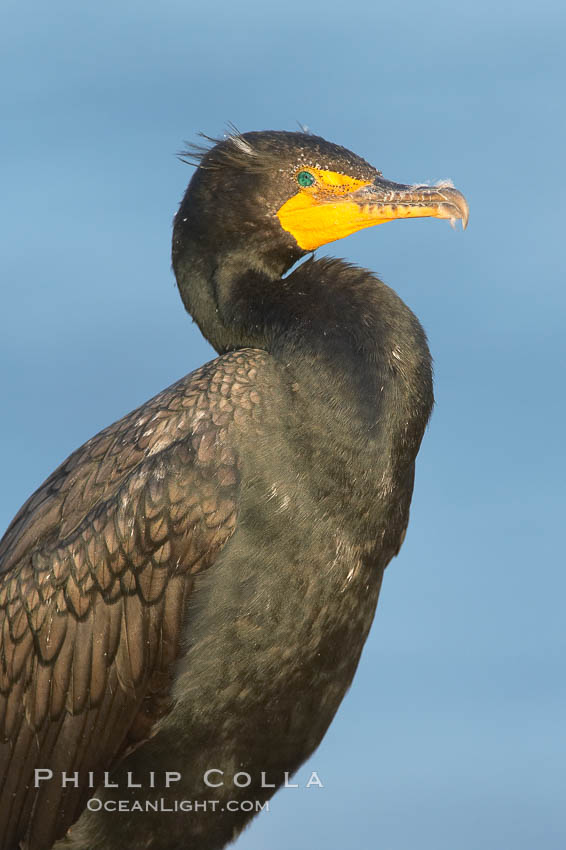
left=297, top=170, right=315, bottom=188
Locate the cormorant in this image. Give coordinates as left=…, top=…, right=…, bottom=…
left=0, top=130, right=468, bottom=850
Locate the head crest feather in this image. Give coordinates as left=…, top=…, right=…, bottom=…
left=178, top=124, right=269, bottom=171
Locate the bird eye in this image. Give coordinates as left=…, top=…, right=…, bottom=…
left=297, top=170, right=315, bottom=188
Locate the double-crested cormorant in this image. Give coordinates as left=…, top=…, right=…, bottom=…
left=0, top=131, right=468, bottom=850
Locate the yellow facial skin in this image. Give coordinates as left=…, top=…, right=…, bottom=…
left=276, top=167, right=469, bottom=251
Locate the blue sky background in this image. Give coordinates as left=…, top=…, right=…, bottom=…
left=1, top=1, right=565, bottom=847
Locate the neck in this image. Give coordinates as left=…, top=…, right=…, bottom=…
left=172, top=235, right=298, bottom=353
left=173, top=238, right=433, bottom=450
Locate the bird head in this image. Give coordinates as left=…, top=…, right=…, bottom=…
left=174, top=129, right=468, bottom=274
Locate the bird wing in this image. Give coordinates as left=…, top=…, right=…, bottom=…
left=0, top=349, right=265, bottom=850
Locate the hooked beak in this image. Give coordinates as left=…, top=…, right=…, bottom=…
left=352, top=177, right=469, bottom=230
left=276, top=169, right=469, bottom=251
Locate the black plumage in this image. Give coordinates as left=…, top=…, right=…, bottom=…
left=0, top=130, right=467, bottom=850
